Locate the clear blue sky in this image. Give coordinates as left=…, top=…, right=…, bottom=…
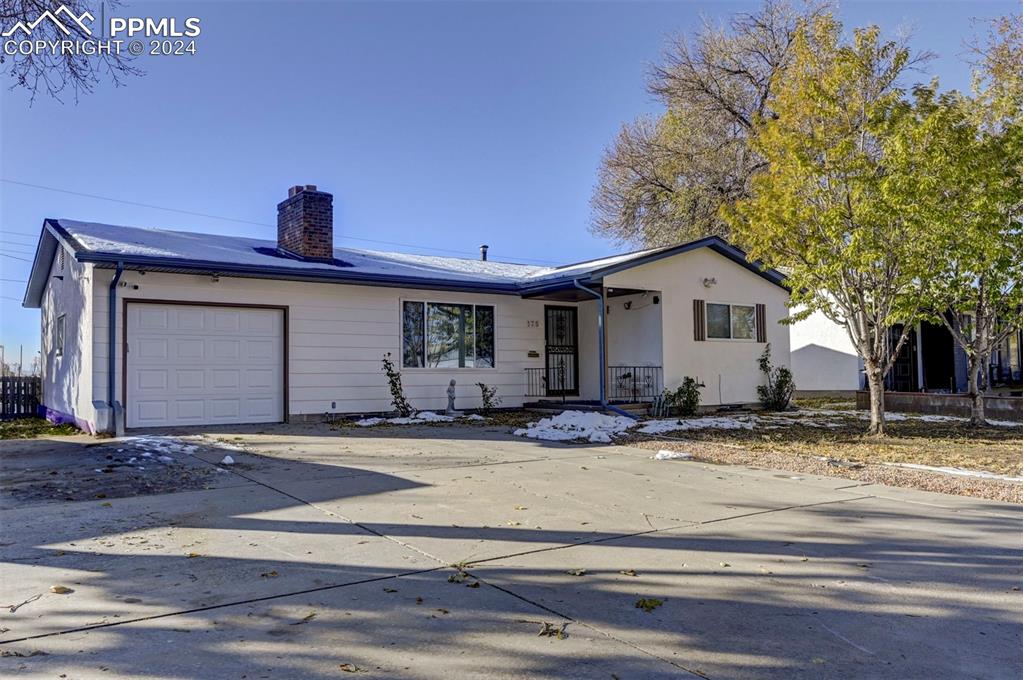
left=0, top=0, right=1014, bottom=364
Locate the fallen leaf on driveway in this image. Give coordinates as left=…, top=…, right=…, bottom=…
left=49, top=585, right=73, bottom=595
left=5, top=594, right=42, bottom=612
left=618, top=569, right=638, bottom=577
left=565, top=569, right=587, bottom=576
left=186, top=552, right=202, bottom=559
left=382, top=587, right=398, bottom=593
left=538, top=621, right=567, bottom=639
left=290, top=612, right=316, bottom=625
left=339, top=662, right=364, bottom=672
left=260, top=571, right=279, bottom=578
left=635, top=598, right=663, bottom=613
left=514, top=505, right=528, bottom=510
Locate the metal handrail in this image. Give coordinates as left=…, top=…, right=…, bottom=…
left=608, top=366, right=663, bottom=402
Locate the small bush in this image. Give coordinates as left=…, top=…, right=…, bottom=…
left=756, top=344, right=795, bottom=411
left=381, top=353, right=414, bottom=417
left=476, top=382, right=501, bottom=415
left=665, top=377, right=703, bottom=419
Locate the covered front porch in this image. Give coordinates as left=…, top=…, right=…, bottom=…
left=521, top=283, right=664, bottom=408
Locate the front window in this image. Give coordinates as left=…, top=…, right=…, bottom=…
left=707, top=303, right=756, bottom=340
left=402, top=301, right=495, bottom=368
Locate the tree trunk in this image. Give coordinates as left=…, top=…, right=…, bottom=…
left=865, top=363, right=886, bottom=437
left=967, top=354, right=987, bottom=426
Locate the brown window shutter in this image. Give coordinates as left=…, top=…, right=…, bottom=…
left=693, top=299, right=706, bottom=341
left=755, top=303, right=767, bottom=343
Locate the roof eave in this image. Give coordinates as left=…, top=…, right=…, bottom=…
left=587, top=236, right=790, bottom=291
left=21, top=220, right=68, bottom=308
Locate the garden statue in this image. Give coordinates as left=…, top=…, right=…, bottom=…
left=446, top=379, right=462, bottom=416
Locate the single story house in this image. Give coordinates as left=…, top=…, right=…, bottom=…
left=22, top=185, right=790, bottom=433
left=791, top=311, right=1023, bottom=395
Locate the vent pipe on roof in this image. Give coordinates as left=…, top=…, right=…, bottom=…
left=479, top=244, right=489, bottom=261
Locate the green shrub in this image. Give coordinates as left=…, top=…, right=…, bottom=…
left=381, top=353, right=414, bottom=417
left=756, top=344, right=795, bottom=411
left=665, top=377, right=703, bottom=419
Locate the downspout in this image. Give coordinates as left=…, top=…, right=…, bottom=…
left=572, top=279, right=637, bottom=420
left=108, top=262, right=124, bottom=432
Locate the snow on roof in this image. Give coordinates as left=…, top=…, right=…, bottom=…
left=54, top=219, right=552, bottom=284
left=23, top=219, right=783, bottom=307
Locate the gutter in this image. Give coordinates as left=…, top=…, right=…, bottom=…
left=108, top=262, right=124, bottom=430
left=572, top=279, right=638, bottom=420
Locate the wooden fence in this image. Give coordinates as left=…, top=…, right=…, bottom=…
left=1, top=376, right=42, bottom=420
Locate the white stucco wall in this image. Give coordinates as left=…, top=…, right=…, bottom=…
left=605, top=249, right=790, bottom=406
left=39, top=245, right=94, bottom=430
left=789, top=310, right=862, bottom=391
left=90, top=269, right=550, bottom=419
left=606, top=292, right=663, bottom=368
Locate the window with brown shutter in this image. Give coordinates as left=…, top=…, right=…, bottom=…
left=755, top=303, right=767, bottom=343
left=693, top=299, right=706, bottom=341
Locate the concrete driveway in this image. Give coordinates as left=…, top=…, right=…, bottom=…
left=1, top=423, right=1020, bottom=678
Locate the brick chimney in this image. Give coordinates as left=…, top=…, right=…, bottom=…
left=277, top=185, right=334, bottom=260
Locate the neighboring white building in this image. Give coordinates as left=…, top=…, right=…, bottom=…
left=22, top=185, right=790, bottom=433
left=789, top=311, right=863, bottom=394
left=791, top=310, right=1023, bottom=396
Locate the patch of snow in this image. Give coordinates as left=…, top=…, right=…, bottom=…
left=407, top=411, right=455, bottom=423
left=157, top=455, right=174, bottom=464
left=220, top=455, right=235, bottom=465
left=637, top=415, right=757, bottom=435
left=883, top=462, right=1023, bottom=483
left=461, top=414, right=486, bottom=421
left=513, top=411, right=636, bottom=443
left=354, top=411, right=460, bottom=426
left=653, top=450, right=693, bottom=461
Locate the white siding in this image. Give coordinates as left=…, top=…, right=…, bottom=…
left=91, top=270, right=548, bottom=416
left=789, top=310, right=862, bottom=391
left=40, top=246, right=94, bottom=430
left=605, top=249, right=790, bottom=406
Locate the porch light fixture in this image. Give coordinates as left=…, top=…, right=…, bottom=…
left=703, top=277, right=717, bottom=287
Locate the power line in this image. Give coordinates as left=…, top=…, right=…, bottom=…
left=1, top=295, right=23, bottom=302
left=0, top=178, right=562, bottom=265
left=1, top=253, right=31, bottom=262
left=0, top=278, right=27, bottom=283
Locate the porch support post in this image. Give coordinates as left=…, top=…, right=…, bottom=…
left=572, top=279, right=605, bottom=403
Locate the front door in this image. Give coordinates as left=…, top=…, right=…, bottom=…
left=544, top=306, right=579, bottom=396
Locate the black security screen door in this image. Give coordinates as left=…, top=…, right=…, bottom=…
left=544, top=306, right=579, bottom=396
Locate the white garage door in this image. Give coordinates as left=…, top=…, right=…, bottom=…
left=126, top=303, right=284, bottom=428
